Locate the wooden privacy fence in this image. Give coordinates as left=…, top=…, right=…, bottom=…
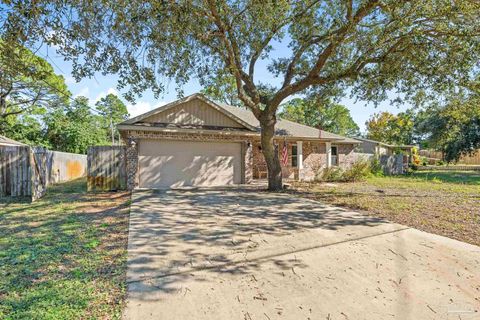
left=419, top=149, right=480, bottom=165
left=0, top=146, right=47, bottom=201
left=87, top=146, right=127, bottom=191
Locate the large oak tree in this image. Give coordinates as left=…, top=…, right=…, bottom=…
left=2, top=0, right=480, bottom=190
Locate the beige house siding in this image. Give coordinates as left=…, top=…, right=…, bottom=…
left=142, top=99, right=244, bottom=128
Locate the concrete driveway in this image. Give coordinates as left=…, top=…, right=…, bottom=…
left=123, top=187, right=480, bottom=320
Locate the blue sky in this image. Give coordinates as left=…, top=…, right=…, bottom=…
left=39, top=44, right=409, bottom=133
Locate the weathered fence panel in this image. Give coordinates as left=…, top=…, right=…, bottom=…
left=87, top=146, right=127, bottom=191
left=419, top=149, right=480, bottom=165
left=380, top=154, right=405, bottom=175
left=31, top=147, right=47, bottom=200
left=46, top=150, right=87, bottom=185
left=0, top=146, right=47, bottom=200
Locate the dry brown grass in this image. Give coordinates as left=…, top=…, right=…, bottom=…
left=291, top=171, right=480, bottom=247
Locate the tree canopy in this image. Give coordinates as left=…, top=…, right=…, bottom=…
left=280, top=97, right=360, bottom=136
left=415, top=93, right=480, bottom=162
left=44, top=97, right=110, bottom=154
left=0, top=42, right=70, bottom=131
left=95, top=93, right=129, bottom=145
left=365, top=111, right=415, bottom=145
left=3, top=0, right=480, bottom=189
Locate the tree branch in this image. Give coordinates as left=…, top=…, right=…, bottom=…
left=271, top=0, right=381, bottom=108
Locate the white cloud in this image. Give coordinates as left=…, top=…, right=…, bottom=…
left=64, top=75, right=76, bottom=85
left=127, top=101, right=167, bottom=118
left=74, top=87, right=90, bottom=99
left=93, top=87, right=119, bottom=103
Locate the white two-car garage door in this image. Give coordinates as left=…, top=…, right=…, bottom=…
left=138, top=139, right=243, bottom=188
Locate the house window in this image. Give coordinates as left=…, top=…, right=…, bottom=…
left=331, top=146, right=338, bottom=166
left=292, top=144, right=298, bottom=167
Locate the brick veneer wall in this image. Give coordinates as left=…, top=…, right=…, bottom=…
left=337, top=144, right=356, bottom=169
left=122, top=130, right=253, bottom=190
left=125, top=137, right=139, bottom=190
left=252, top=139, right=357, bottom=181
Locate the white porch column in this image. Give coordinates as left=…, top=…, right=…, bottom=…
left=297, top=141, right=303, bottom=170
left=326, top=141, right=332, bottom=168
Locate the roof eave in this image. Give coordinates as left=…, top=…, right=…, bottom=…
left=118, top=124, right=359, bottom=144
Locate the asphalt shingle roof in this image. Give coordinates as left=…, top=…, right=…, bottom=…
left=216, top=101, right=359, bottom=143
left=121, top=93, right=359, bottom=143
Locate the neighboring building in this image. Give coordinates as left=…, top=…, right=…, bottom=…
left=0, top=135, right=27, bottom=147
left=118, top=93, right=360, bottom=189
left=354, top=137, right=414, bottom=157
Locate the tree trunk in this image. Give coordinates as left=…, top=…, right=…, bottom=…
left=260, top=113, right=283, bottom=191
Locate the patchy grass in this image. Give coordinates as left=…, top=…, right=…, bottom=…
left=408, top=170, right=480, bottom=185
left=0, top=178, right=131, bottom=320
left=292, top=171, right=480, bottom=247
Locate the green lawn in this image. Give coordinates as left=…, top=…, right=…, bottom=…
left=293, top=171, right=480, bottom=247
left=408, top=170, right=480, bottom=185
left=0, top=179, right=131, bottom=320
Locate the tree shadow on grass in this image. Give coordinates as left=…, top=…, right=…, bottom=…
left=0, top=178, right=131, bottom=319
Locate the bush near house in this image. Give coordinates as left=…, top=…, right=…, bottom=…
left=316, top=158, right=374, bottom=183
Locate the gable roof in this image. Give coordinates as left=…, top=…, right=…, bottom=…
left=120, top=93, right=359, bottom=143
left=0, top=135, right=27, bottom=146
left=122, top=93, right=256, bottom=131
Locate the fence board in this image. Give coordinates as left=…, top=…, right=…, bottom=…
left=0, top=146, right=48, bottom=201
left=87, top=146, right=127, bottom=192
left=419, top=149, right=480, bottom=165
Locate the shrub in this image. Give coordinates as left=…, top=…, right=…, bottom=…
left=436, top=160, right=445, bottom=166
left=343, top=159, right=371, bottom=182
left=315, top=159, right=372, bottom=183
left=318, top=166, right=344, bottom=182
left=421, top=156, right=428, bottom=166
left=411, top=146, right=421, bottom=169
left=370, top=157, right=384, bottom=176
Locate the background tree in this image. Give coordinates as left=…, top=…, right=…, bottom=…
left=95, top=93, right=129, bottom=145
left=365, top=111, right=415, bottom=145
left=280, top=98, right=360, bottom=136
left=2, top=114, right=47, bottom=146
left=44, top=97, right=109, bottom=154
left=3, top=1, right=480, bottom=190
left=0, top=42, right=70, bottom=134
left=415, top=93, right=480, bottom=162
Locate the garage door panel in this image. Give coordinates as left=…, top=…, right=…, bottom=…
left=138, top=140, right=242, bottom=188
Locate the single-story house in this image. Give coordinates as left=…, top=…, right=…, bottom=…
left=354, top=137, right=414, bottom=157
left=118, top=93, right=360, bottom=189
left=0, top=135, right=27, bottom=147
